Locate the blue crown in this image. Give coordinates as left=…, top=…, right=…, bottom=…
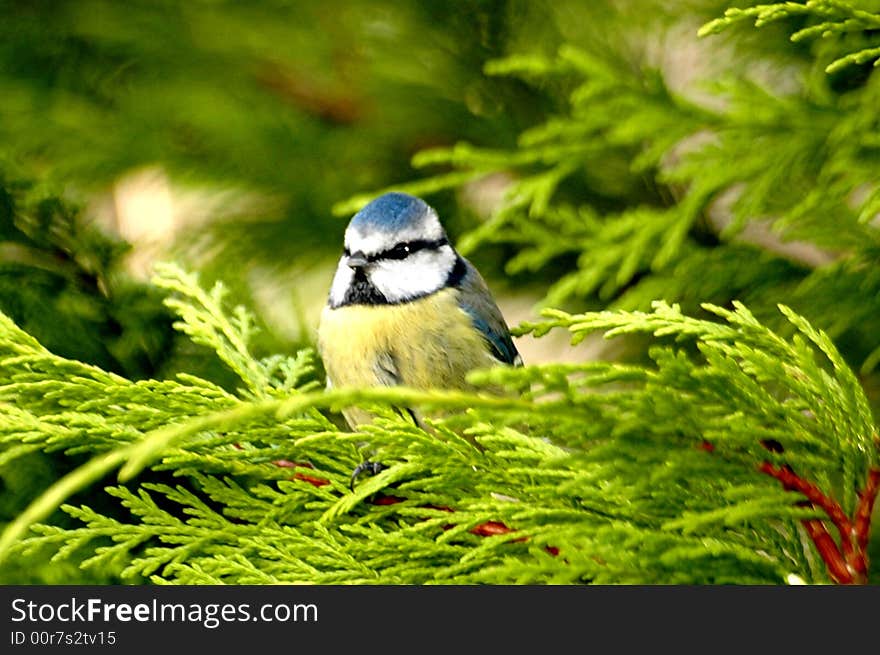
left=349, top=192, right=429, bottom=232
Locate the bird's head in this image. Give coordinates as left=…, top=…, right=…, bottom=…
left=328, top=192, right=460, bottom=307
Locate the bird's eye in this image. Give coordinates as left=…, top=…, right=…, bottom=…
left=343, top=247, right=351, bottom=257
left=386, top=243, right=411, bottom=260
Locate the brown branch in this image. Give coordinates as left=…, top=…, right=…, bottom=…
left=855, top=468, right=880, bottom=552
left=759, top=461, right=877, bottom=584
left=470, top=520, right=514, bottom=537
left=799, top=518, right=853, bottom=584
left=759, top=462, right=855, bottom=561
left=697, top=440, right=876, bottom=583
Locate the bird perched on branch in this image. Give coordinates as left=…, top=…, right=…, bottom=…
left=318, top=191, right=521, bottom=446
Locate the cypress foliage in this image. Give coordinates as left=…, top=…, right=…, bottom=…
left=0, top=263, right=877, bottom=584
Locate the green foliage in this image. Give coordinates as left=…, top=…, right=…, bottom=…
left=700, top=0, right=880, bottom=73
left=0, top=164, right=182, bottom=583
left=0, top=0, right=550, bottom=278
left=1, top=264, right=876, bottom=584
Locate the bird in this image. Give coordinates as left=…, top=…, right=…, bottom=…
left=318, top=191, right=522, bottom=442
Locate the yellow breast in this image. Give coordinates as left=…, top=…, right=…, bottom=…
left=318, top=288, right=497, bottom=392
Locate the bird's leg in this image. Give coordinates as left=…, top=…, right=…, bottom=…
left=348, top=406, right=419, bottom=490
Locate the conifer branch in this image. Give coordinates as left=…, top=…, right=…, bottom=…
left=758, top=462, right=854, bottom=557
left=799, top=518, right=854, bottom=584
left=701, top=2, right=880, bottom=73
left=758, top=461, right=870, bottom=584
left=0, top=448, right=129, bottom=560
left=854, top=468, right=880, bottom=552
left=3, top=266, right=876, bottom=584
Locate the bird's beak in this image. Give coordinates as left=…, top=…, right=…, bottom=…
left=347, top=251, right=369, bottom=269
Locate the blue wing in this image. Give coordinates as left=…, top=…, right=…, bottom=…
left=456, top=258, right=522, bottom=366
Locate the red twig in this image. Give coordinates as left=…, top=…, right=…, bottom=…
left=759, top=462, right=855, bottom=561
left=272, top=459, right=330, bottom=487
left=292, top=472, right=331, bottom=487
left=371, top=493, right=405, bottom=505
left=759, top=461, right=878, bottom=584
left=799, top=518, right=853, bottom=584
left=855, top=469, right=880, bottom=553
left=470, top=520, right=514, bottom=537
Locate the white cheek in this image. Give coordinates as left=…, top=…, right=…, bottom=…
left=369, top=248, right=454, bottom=302
left=328, top=259, right=353, bottom=306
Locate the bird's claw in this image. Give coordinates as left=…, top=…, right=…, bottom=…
left=350, top=460, right=387, bottom=491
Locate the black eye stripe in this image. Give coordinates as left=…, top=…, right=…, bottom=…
left=343, top=238, right=449, bottom=262
left=374, top=237, right=449, bottom=261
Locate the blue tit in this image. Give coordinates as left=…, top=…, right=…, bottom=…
left=318, top=191, right=522, bottom=429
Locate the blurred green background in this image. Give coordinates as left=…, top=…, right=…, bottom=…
left=1, top=0, right=558, bottom=359
left=0, top=0, right=802, bottom=368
